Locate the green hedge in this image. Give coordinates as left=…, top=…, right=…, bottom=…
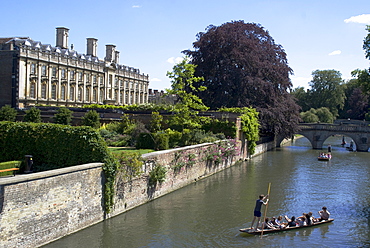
left=0, top=121, right=109, bottom=172
left=0, top=160, right=22, bottom=176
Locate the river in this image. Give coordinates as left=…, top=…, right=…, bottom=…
left=43, top=136, right=370, bottom=248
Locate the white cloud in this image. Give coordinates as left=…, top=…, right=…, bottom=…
left=344, top=14, right=370, bottom=24
left=166, top=57, right=183, bottom=64
left=290, top=76, right=311, bottom=89
left=151, top=78, right=162, bottom=82
left=329, top=50, right=341, bottom=56
left=132, top=5, right=141, bottom=8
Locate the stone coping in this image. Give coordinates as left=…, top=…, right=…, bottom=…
left=141, top=142, right=214, bottom=159
left=0, top=163, right=103, bottom=186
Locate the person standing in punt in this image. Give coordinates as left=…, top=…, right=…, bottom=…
left=250, top=194, right=269, bottom=230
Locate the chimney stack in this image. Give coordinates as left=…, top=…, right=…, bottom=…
left=56, top=27, right=69, bottom=49
left=114, top=50, right=120, bottom=64
left=86, top=38, right=98, bottom=57
left=105, top=44, right=116, bottom=63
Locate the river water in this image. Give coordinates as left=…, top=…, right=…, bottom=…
left=43, top=136, right=370, bottom=248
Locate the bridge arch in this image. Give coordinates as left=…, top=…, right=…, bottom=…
left=276, top=123, right=370, bottom=152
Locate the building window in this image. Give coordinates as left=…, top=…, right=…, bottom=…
left=71, top=70, right=75, bottom=80
left=93, top=88, right=97, bottom=102
left=79, top=72, right=83, bottom=81
left=109, top=89, right=112, bottom=99
left=125, top=92, right=129, bottom=104
left=41, top=65, right=47, bottom=76
left=61, top=69, right=66, bottom=79
left=78, top=87, right=83, bottom=101
left=51, top=84, right=57, bottom=100
left=70, top=86, right=75, bottom=101
left=120, top=91, right=124, bottom=104
left=52, top=67, right=57, bottom=77
left=31, top=64, right=36, bottom=74
left=61, top=85, right=66, bottom=100
left=86, top=87, right=90, bottom=102
left=30, top=82, right=36, bottom=98
left=126, top=81, right=129, bottom=88
left=93, top=75, right=97, bottom=84
left=100, top=77, right=103, bottom=85
left=109, top=75, right=112, bottom=86
left=41, top=83, right=47, bottom=99
left=100, top=89, right=104, bottom=102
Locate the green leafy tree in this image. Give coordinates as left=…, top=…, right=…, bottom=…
left=315, top=107, right=335, bottom=123
left=150, top=111, right=163, bottom=133
left=291, top=87, right=311, bottom=112
left=166, top=57, right=209, bottom=130
left=183, top=20, right=300, bottom=138
left=23, top=107, right=41, bottom=123
left=300, top=110, right=319, bottom=123
left=363, top=25, right=370, bottom=60
left=54, top=107, right=73, bottom=125
left=300, top=107, right=334, bottom=123
left=0, top=105, right=17, bottom=121
left=308, top=69, right=345, bottom=118
left=82, top=110, right=100, bottom=128
left=218, top=107, right=259, bottom=154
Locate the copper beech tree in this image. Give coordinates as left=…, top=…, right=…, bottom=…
left=183, top=20, right=300, bottom=137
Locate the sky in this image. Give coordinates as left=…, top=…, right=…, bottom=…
left=2, top=0, right=370, bottom=91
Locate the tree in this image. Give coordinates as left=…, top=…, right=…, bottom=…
left=307, top=69, right=345, bottom=118
left=23, top=107, right=42, bottom=123
left=183, top=20, right=300, bottom=137
left=54, top=107, right=73, bottom=125
left=0, top=105, right=17, bottom=121
left=346, top=87, right=368, bottom=120
left=166, top=58, right=209, bottom=130
left=82, top=110, right=100, bottom=128
left=150, top=111, right=163, bottom=133
left=300, top=107, right=334, bottom=123
left=291, top=87, right=311, bottom=112
left=363, top=25, right=370, bottom=60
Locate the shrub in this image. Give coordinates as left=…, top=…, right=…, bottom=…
left=148, top=164, right=167, bottom=187
left=23, top=107, right=42, bottom=123
left=113, top=152, right=143, bottom=180
left=136, top=133, right=155, bottom=149
left=54, top=107, right=73, bottom=125
left=150, top=111, right=163, bottom=132
left=0, top=105, right=17, bottom=122
left=82, top=110, right=100, bottom=128
left=0, top=122, right=109, bottom=171
left=153, top=132, right=169, bottom=151
left=165, top=128, right=182, bottom=148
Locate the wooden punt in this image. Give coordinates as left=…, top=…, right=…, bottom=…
left=318, top=153, right=331, bottom=161
left=239, top=219, right=334, bottom=235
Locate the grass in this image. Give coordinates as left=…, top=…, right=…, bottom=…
left=108, top=147, right=154, bottom=155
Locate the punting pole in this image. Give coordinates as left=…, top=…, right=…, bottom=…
left=260, top=182, right=271, bottom=238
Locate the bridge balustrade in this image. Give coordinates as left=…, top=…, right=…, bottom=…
left=299, top=124, right=370, bottom=133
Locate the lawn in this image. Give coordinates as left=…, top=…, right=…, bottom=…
left=108, top=147, right=154, bottom=155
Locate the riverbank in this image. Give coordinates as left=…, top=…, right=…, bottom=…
left=0, top=138, right=285, bottom=248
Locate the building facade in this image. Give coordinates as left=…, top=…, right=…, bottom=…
left=0, top=27, right=149, bottom=109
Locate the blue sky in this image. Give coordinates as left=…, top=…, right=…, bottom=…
left=2, top=0, right=370, bottom=91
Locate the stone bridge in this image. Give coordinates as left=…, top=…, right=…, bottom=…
left=277, top=123, right=370, bottom=152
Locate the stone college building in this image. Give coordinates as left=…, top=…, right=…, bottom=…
left=0, top=27, right=150, bottom=108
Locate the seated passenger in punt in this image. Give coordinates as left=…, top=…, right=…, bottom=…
left=284, top=215, right=297, bottom=227
left=318, top=206, right=330, bottom=221
left=270, top=216, right=286, bottom=229
left=261, top=218, right=277, bottom=230
left=296, top=213, right=307, bottom=227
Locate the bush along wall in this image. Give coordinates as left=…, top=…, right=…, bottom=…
left=0, top=121, right=117, bottom=213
